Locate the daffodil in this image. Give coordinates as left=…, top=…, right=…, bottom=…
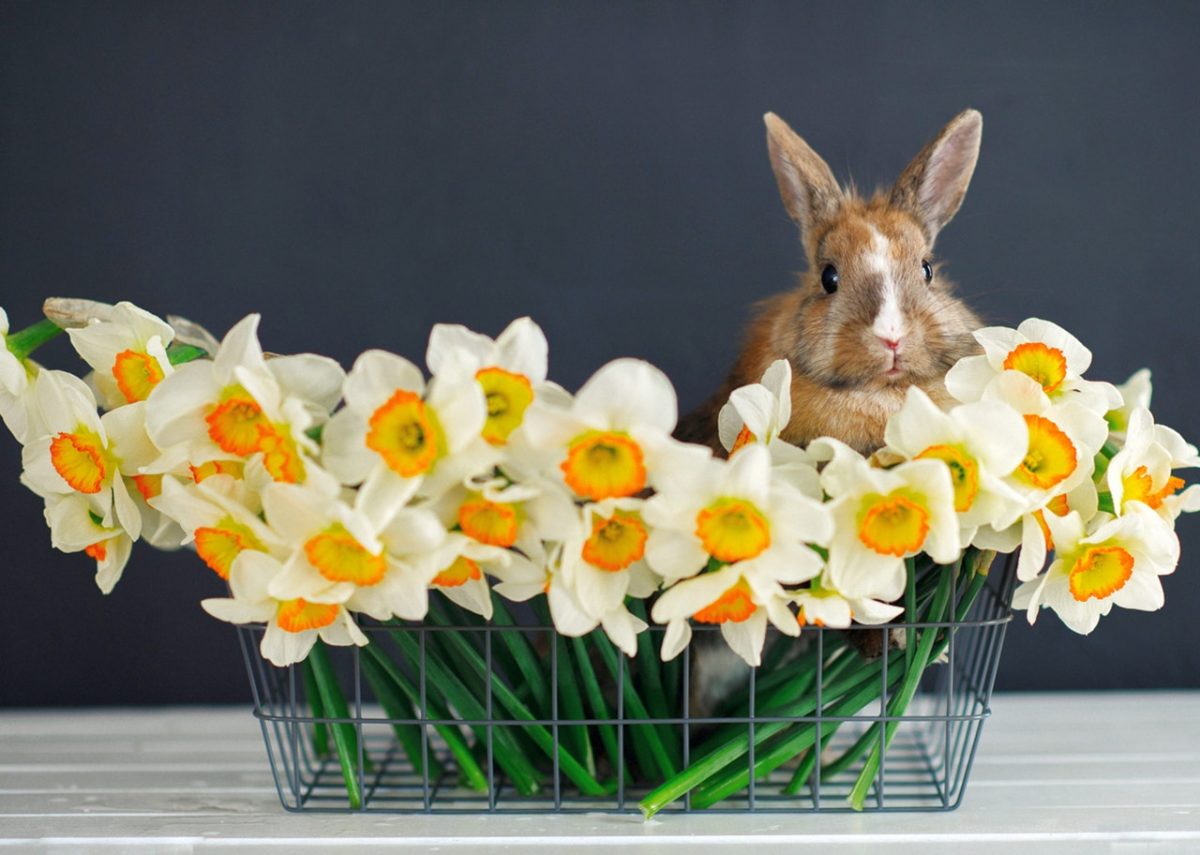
left=651, top=564, right=799, bottom=666
left=149, top=474, right=286, bottom=580
left=145, top=314, right=343, bottom=487
left=261, top=480, right=447, bottom=622
left=969, top=370, right=1109, bottom=580
left=428, top=472, right=579, bottom=554
left=559, top=497, right=661, bottom=621
left=517, top=358, right=710, bottom=502
left=643, top=444, right=831, bottom=665
left=882, top=386, right=1030, bottom=542
left=426, top=317, right=554, bottom=446
left=946, top=318, right=1121, bottom=415
left=717, top=359, right=821, bottom=496
left=1105, top=369, right=1152, bottom=442
left=644, top=444, right=831, bottom=582
left=20, top=370, right=158, bottom=541
left=43, top=493, right=134, bottom=594
left=202, top=550, right=367, bottom=667
left=66, top=302, right=176, bottom=410
left=321, top=349, right=498, bottom=521
left=791, top=572, right=904, bottom=629
left=1106, top=407, right=1200, bottom=523
left=425, top=532, right=512, bottom=619
left=484, top=539, right=648, bottom=656
left=0, top=307, right=42, bottom=443
left=811, top=438, right=960, bottom=603
left=1012, top=504, right=1179, bottom=634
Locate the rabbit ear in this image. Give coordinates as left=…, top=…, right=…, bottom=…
left=891, top=109, right=982, bottom=244
left=764, top=113, right=843, bottom=242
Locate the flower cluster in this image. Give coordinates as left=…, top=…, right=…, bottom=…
left=2, top=304, right=1195, bottom=665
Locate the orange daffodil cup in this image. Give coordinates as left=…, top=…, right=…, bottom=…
left=2, top=298, right=1199, bottom=812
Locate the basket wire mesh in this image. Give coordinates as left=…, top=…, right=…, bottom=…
left=239, top=551, right=1016, bottom=814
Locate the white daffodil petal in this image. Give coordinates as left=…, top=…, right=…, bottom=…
left=573, top=358, right=677, bottom=434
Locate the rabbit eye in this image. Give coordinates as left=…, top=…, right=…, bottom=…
left=821, top=264, right=839, bottom=294
left=922, top=260, right=933, bottom=283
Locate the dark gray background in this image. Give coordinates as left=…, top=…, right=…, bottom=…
left=2, top=1, right=1197, bottom=705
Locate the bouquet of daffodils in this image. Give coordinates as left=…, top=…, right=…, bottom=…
left=2, top=299, right=1195, bottom=815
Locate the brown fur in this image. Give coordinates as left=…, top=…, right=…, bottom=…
left=678, top=110, right=985, bottom=456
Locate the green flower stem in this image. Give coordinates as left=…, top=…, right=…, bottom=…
left=640, top=645, right=901, bottom=817
left=307, top=642, right=364, bottom=809
left=690, top=642, right=854, bottom=768
left=591, top=630, right=678, bottom=782
left=662, top=650, right=682, bottom=718
left=570, top=636, right=626, bottom=787
left=847, top=559, right=958, bottom=810
left=360, top=650, right=445, bottom=782
left=6, top=318, right=62, bottom=361
left=166, top=342, right=208, bottom=365
left=360, top=642, right=488, bottom=793
left=904, top=556, right=917, bottom=674
left=628, top=600, right=682, bottom=771
left=433, top=624, right=611, bottom=796
left=690, top=659, right=907, bottom=810
left=301, top=659, right=331, bottom=758
left=792, top=554, right=992, bottom=797
left=388, top=630, right=542, bottom=796
left=491, top=596, right=553, bottom=717
left=712, top=637, right=839, bottom=720
left=783, top=746, right=819, bottom=796
left=554, top=635, right=597, bottom=778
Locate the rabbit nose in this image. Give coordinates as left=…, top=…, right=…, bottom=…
left=878, top=336, right=902, bottom=351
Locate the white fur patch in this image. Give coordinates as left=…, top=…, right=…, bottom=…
left=865, top=226, right=904, bottom=343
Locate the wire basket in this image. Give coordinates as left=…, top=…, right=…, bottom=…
left=239, top=551, right=1016, bottom=815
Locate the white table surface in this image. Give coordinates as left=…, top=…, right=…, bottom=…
left=1, top=692, right=1198, bottom=853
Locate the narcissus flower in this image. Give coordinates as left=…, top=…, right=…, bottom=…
left=1012, top=504, right=1179, bottom=634
left=43, top=493, right=134, bottom=594
left=1106, top=407, right=1200, bottom=523
left=202, top=550, right=367, bottom=667
left=792, top=572, right=904, bottom=629
left=262, top=480, right=447, bottom=622
left=425, top=532, right=512, bottom=619
left=717, top=359, right=821, bottom=496
left=651, top=564, right=799, bottom=666
left=1105, top=369, right=1152, bottom=442
left=321, top=349, right=497, bottom=519
left=0, top=307, right=41, bottom=443
left=20, top=371, right=158, bottom=541
left=559, top=498, right=661, bottom=621
left=946, top=318, right=1120, bottom=415
left=145, top=314, right=343, bottom=487
left=518, top=358, right=709, bottom=502
left=644, top=445, right=831, bottom=665
left=812, top=438, right=959, bottom=603
left=489, top=540, right=649, bottom=657
left=644, top=444, right=831, bottom=583
left=66, top=302, right=175, bottom=409
left=969, top=371, right=1109, bottom=580
left=883, top=386, right=1030, bottom=542
left=428, top=473, right=579, bottom=554
left=426, top=317, right=553, bottom=446
left=149, top=475, right=285, bottom=579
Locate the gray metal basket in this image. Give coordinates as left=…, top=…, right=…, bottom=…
left=239, top=551, right=1016, bottom=815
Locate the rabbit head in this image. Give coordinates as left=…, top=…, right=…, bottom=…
left=762, top=109, right=983, bottom=393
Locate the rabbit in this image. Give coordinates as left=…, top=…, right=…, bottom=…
left=676, top=108, right=985, bottom=457
left=679, top=109, right=987, bottom=716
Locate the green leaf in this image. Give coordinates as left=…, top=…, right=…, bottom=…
left=360, top=642, right=487, bottom=793
left=6, top=319, right=62, bottom=362
left=307, top=642, right=363, bottom=809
